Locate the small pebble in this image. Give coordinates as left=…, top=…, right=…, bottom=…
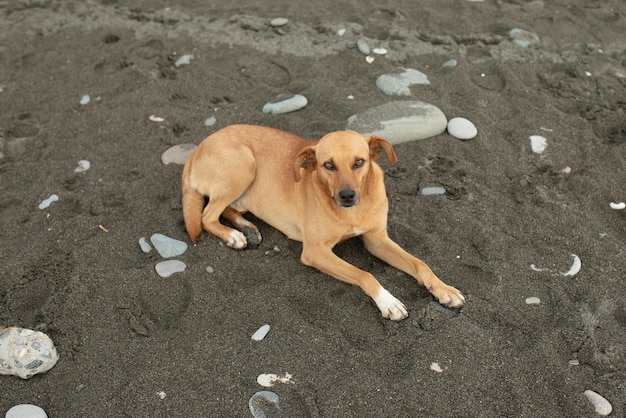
left=257, top=372, right=293, bottom=387
left=249, top=391, right=281, bottom=418
left=5, top=404, right=48, bottom=418
left=262, top=94, right=307, bottom=114
left=157, top=391, right=167, bottom=400
left=149, top=115, right=165, bottom=122
left=270, top=17, right=288, bottom=27
left=251, top=324, right=271, bottom=341
left=442, top=59, right=458, bottom=68
left=203, top=116, right=216, bottom=127
left=139, top=237, right=152, bottom=253
left=79, top=95, right=90, bottom=105
left=421, top=186, right=446, bottom=196
left=583, top=390, right=612, bottom=416
left=372, top=47, right=388, bottom=55
left=365, top=56, right=375, bottom=64
left=161, top=144, right=197, bottom=165
left=155, top=260, right=186, bottom=278
left=74, top=160, right=91, bottom=173
left=206, top=266, right=214, bottom=274
left=174, top=54, right=193, bottom=67
left=38, top=194, right=59, bottom=210
left=561, top=254, right=581, bottom=277
left=150, top=233, right=188, bottom=258
left=337, top=28, right=346, bottom=36
left=376, top=68, right=430, bottom=96
left=609, top=202, right=625, bottom=210
left=509, top=28, right=540, bottom=47
left=356, top=39, right=370, bottom=55
left=430, top=362, right=443, bottom=373
left=447, top=117, right=478, bottom=140
left=530, top=135, right=547, bottom=154
left=568, top=359, right=580, bottom=366
left=525, top=297, right=541, bottom=305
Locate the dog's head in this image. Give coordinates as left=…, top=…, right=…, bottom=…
left=294, top=131, right=397, bottom=208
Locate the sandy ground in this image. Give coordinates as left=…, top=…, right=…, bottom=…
left=1, top=0, right=625, bottom=416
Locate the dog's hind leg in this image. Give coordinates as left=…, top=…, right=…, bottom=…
left=222, top=207, right=262, bottom=246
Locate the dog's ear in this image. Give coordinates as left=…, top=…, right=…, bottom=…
left=369, top=135, right=398, bottom=164
left=294, top=146, right=317, bottom=181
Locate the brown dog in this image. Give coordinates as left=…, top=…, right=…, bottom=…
left=182, top=124, right=464, bottom=320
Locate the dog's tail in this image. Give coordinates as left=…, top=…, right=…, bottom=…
left=182, top=163, right=204, bottom=244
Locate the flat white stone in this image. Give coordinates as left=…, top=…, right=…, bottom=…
left=525, top=297, right=541, bottom=305
left=376, top=68, right=430, bottom=96
left=74, top=160, right=91, bottom=173
left=251, top=324, right=271, bottom=341
left=442, top=59, right=458, bottom=68
left=447, top=117, right=478, bottom=140
left=262, top=94, right=308, bottom=114
left=356, top=39, right=370, bottom=55
left=530, top=135, right=547, bottom=154
left=609, top=202, right=625, bottom=210
left=150, top=233, right=188, bottom=258
left=38, top=194, right=59, bottom=210
left=270, top=17, right=288, bottom=27
left=80, top=95, right=90, bottom=105
left=509, top=28, right=540, bottom=47
left=161, top=144, right=197, bottom=165
left=174, top=54, right=193, bottom=67
left=421, top=186, right=446, bottom=196
left=139, top=237, right=152, bottom=253
left=346, top=101, right=447, bottom=144
left=6, top=404, right=48, bottom=418
left=203, top=116, right=216, bottom=127
left=155, top=260, right=186, bottom=278
left=0, top=327, right=59, bottom=379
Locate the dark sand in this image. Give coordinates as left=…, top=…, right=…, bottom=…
left=1, top=1, right=625, bottom=416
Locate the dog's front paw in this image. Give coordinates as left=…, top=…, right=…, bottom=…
left=226, top=230, right=248, bottom=249
left=432, top=284, right=465, bottom=308
left=373, top=288, right=408, bottom=321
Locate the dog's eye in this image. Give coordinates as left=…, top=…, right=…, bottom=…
left=323, top=161, right=336, bottom=171
left=353, top=159, right=365, bottom=169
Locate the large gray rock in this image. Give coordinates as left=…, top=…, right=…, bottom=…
left=346, top=101, right=447, bottom=144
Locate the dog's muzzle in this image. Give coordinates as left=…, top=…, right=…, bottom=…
left=336, top=188, right=359, bottom=207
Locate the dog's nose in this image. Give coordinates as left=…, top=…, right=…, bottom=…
left=338, top=189, right=357, bottom=206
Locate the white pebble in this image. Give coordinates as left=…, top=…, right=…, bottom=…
left=421, top=186, right=446, bottom=196
left=356, top=39, right=370, bottom=55
left=161, top=144, right=197, bottom=165
left=38, top=194, right=59, bottom=210
left=430, top=362, right=443, bottom=373
left=365, top=56, right=375, bottom=64
left=74, top=160, right=91, bottom=173
left=337, top=28, right=346, bottom=36
left=262, top=94, right=308, bottom=115
left=560, top=254, right=581, bottom=277
left=530, top=135, right=548, bottom=154
left=203, top=116, right=216, bottom=127
left=157, top=391, right=167, bottom=400
left=270, top=17, right=288, bottom=27
left=139, top=237, right=152, bottom=253
left=447, top=117, right=478, bottom=140
left=372, top=47, right=388, bottom=55
left=525, top=297, right=541, bottom=305
left=206, top=266, right=214, bottom=274
left=0, top=327, right=59, bottom=379
left=6, top=404, right=48, bottom=418
left=150, top=233, right=188, bottom=258
left=376, top=68, right=430, bottom=96
left=530, top=264, right=547, bottom=272
left=249, top=391, right=281, bottom=418
left=251, top=324, right=271, bottom=341
left=155, top=260, right=186, bottom=278
left=79, top=94, right=90, bottom=105
left=442, top=59, right=458, bottom=68
left=584, top=390, right=612, bottom=416
left=609, top=201, right=625, bottom=210
left=149, top=115, right=165, bottom=122
left=257, top=372, right=293, bottom=387
left=174, top=54, right=193, bottom=67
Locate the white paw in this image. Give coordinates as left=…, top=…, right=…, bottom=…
left=227, top=230, right=247, bottom=249
left=373, top=287, right=408, bottom=321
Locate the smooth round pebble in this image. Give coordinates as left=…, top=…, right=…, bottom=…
left=206, top=266, right=214, bottom=274
left=0, top=327, right=59, bottom=379
left=509, top=28, right=540, bottom=47
left=139, top=237, right=152, bottom=253
left=174, top=54, right=193, bottom=67
left=447, top=117, right=478, bottom=140
left=376, top=68, right=430, bottom=96
left=74, top=160, right=91, bottom=173
left=79, top=95, right=90, bottom=105
left=155, top=260, right=186, bottom=278
left=6, top=404, right=48, bottom=418
left=203, top=116, right=216, bottom=127
left=249, top=391, right=281, bottom=418
left=421, top=186, right=446, bottom=196
left=262, top=94, right=308, bottom=114
left=161, top=144, right=197, bottom=165
left=356, top=39, right=370, bottom=55
left=525, top=297, right=541, bottom=305
left=251, top=324, right=271, bottom=341
left=150, top=233, right=188, bottom=258
left=442, top=59, right=458, bottom=68
left=270, top=17, right=288, bottom=27
left=530, top=135, right=547, bottom=154
left=609, top=202, right=625, bottom=210
left=372, top=47, right=387, bottom=55
left=584, top=390, right=612, bottom=416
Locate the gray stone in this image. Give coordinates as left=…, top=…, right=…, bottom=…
left=150, top=233, right=188, bottom=258
left=357, top=39, right=370, bottom=55
left=249, top=391, right=281, bottom=418
left=0, top=327, right=59, bottom=379
left=6, top=404, right=48, bottom=418
left=421, top=186, right=446, bottom=196
left=161, top=144, right=197, bottom=165
left=376, top=68, right=430, bottom=96
left=262, top=94, right=308, bottom=114
left=155, top=260, right=187, bottom=278
left=346, top=101, right=447, bottom=144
